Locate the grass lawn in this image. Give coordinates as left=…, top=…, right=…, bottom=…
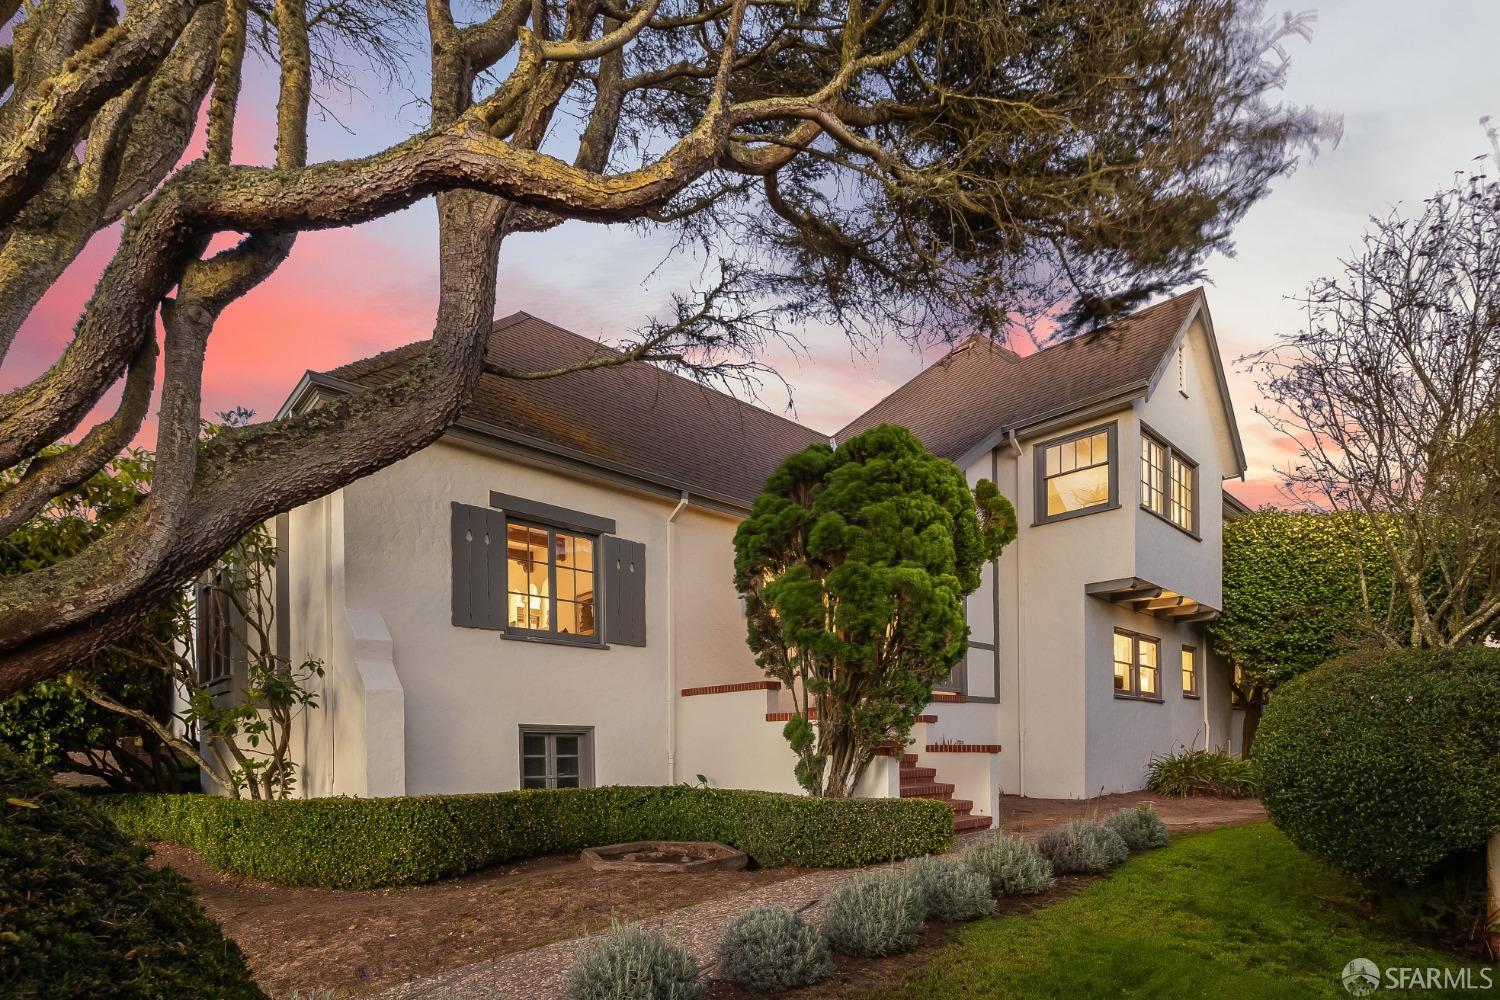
left=873, top=823, right=1493, bottom=999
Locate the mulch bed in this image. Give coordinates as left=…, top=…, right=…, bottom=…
left=148, top=842, right=810, bottom=997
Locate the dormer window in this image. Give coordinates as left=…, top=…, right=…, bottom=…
left=1034, top=422, right=1118, bottom=524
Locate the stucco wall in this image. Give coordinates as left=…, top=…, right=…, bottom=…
left=336, top=438, right=757, bottom=795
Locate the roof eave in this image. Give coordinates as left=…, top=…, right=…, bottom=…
left=1143, top=291, right=1249, bottom=478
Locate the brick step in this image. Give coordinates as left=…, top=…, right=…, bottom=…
left=954, top=813, right=993, bottom=832
left=899, top=782, right=955, bottom=799
left=915, top=714, right=938, bottom=723
left=899, top=766, right=937, bottom=781
left=943, top=799, right=975, bottom=814
left=900, top=753, right=918, bottom=766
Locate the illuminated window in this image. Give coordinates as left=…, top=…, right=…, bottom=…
left=1170, top=454, right=1195, bottom=531
left=1181, top=645, right=1199, bottom=698
left=506, top=522, right=597, bottom=640
left=1139, top=429, right=1197, bottom=535
left=1036, top=424, right=1116, bottom=522
left=1113, top=629, right=1161, bottom=700
left=1141, top=435, right=1167, bottom=516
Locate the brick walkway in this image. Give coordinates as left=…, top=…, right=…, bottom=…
left=376, top=795, right=1264, bottom=999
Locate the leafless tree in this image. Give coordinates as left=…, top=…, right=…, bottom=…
left=1249, top=160, right=1500, bottom=648
left=0, top=0, right=1330, bottom=694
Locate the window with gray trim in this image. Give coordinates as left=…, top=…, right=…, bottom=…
left=1181, top=644, right=1200, bottom=698
left=505, top=521, right=598, bottom=641
left=1113, top=628, right=1161, bottom=700
left=1034, top=422, right=1118, bottom=523
left=520, top=726, right=594, bottom=789
left=1139, top=429, right=1198, bottom=535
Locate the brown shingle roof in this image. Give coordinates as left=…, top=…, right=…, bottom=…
left=836, top=289, right=1203, bottom=461
left=325, top=312, right=829, bottom=507
left=317, top=291, right=1206, bottom=506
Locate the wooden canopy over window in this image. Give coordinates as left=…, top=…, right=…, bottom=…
left=1085, top=577, right=1220, bottom=623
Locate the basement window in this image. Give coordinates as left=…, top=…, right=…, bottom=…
left=519, top=726, right=594, bottom=789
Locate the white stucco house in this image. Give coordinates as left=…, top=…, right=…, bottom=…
left=255, top=288, right=1246, bottom=830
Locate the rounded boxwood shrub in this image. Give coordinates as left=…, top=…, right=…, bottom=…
left=820, top=870, right=925, bottom=957
left=568, top=923, right=703, bottom=1000
left=0, top=748, right=263, bottom=998
left=95, top=785, right=952, bottom=889
left=1255, top=646, right=1500, bottom=882
left=1035, top=819, right=1128, bottom=875
left=714, top=907, right=833, bottom=992
left=904, top=855, right=994, bottom=922
left=962, top=833, right=1054, bottom=897
left=1104, top=804, right=1168, bottom=851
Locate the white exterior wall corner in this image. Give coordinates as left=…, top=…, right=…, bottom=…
left=1084, top=315, right=1240, bottom=792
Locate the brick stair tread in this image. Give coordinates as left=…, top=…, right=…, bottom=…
left=953, top=814, right=993, bottom=832
left=943, top=799, right=975, bottom=814
left=899, top=782, right=955, bottom=798
left=899, top=767, right=937, bottom=781
left=900, top=753, right=918, bottom=766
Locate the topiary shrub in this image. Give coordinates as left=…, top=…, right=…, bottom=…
left=904, top=856, right=994, bottom=922
left=820, top=870, right=925, bottom=957
left=567, top=923, right=703, bottom=1000
left=714, top=907, right=833, bottom=992
left=962, top=833, right=1054, bottom=897
left=0, top=747, right=263, bottom=998
left=1103, top=804, right=1169, bottom=851
left=1035, top=819, right=1128, bottom=875
left=1255, top=647, right=1500, bottom=883
left=96, top=785, right=952, bottom=889
left=1145, top=747, right=1257, bottom=798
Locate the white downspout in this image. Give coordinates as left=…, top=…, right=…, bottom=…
left=1005, top=430, right=1025, bottom=797
left=1202, top=637, right=1212, bottom=749
left=665, top=491, right=690, bottom=783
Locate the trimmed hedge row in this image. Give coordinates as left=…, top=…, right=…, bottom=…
left=97, top=785, right=953, bottom=889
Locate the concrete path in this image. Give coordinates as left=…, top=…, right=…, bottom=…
left=376, top=796, right=1265, bottom=999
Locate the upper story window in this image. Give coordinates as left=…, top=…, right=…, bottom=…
left=1139, top=429, right=1198, bottom=537
left=506, top=522, right=597, bottom=640
left=1113, top=629, right=1161, bottom=701
left=1034, top=422, right=1117, bottom=524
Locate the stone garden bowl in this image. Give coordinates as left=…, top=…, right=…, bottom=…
left=580, top=840, right=748, bottom=874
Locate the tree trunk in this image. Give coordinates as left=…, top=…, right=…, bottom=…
left=1487, top=831, right=1499, bottom=959
left=1240, top=701, right=1263, bottom=759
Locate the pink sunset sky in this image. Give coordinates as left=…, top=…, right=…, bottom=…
left=6, top=0, right=1499, bottom=509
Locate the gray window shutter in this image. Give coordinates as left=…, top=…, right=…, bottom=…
left=603, top=536, right=646, bottom=646
left=451, top=502, right=506, bottom=629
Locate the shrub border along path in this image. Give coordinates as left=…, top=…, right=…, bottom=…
left=372, top=795, right=1267, bottom=999
left=98, top=786, right=952, bottom=889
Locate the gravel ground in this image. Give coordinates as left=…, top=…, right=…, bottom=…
left=376, top=795, right=1265, bottom=999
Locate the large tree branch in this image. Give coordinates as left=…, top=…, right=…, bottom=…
left=0, top=0, right=209, bottom=226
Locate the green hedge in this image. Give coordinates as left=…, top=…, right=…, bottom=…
left=1255, top=646, right=1500, bottom=883
left=96, top=785, right=953, bottom=889
left=1, top=748, right=263, bottom=999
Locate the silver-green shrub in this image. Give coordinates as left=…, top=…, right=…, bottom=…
left=714, top=907, right=833, bottom=992
left=820, top=870, right=925, bottom=957
left=962, top=833, right=1055, bottom=896
left=1035, top=819, right=1129, bottom=874
left=1104, top=804, right=1169, bottom=850
left=568, top=923, right=704, bottom=1000
left=904, top=856, right=994, bottom=921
